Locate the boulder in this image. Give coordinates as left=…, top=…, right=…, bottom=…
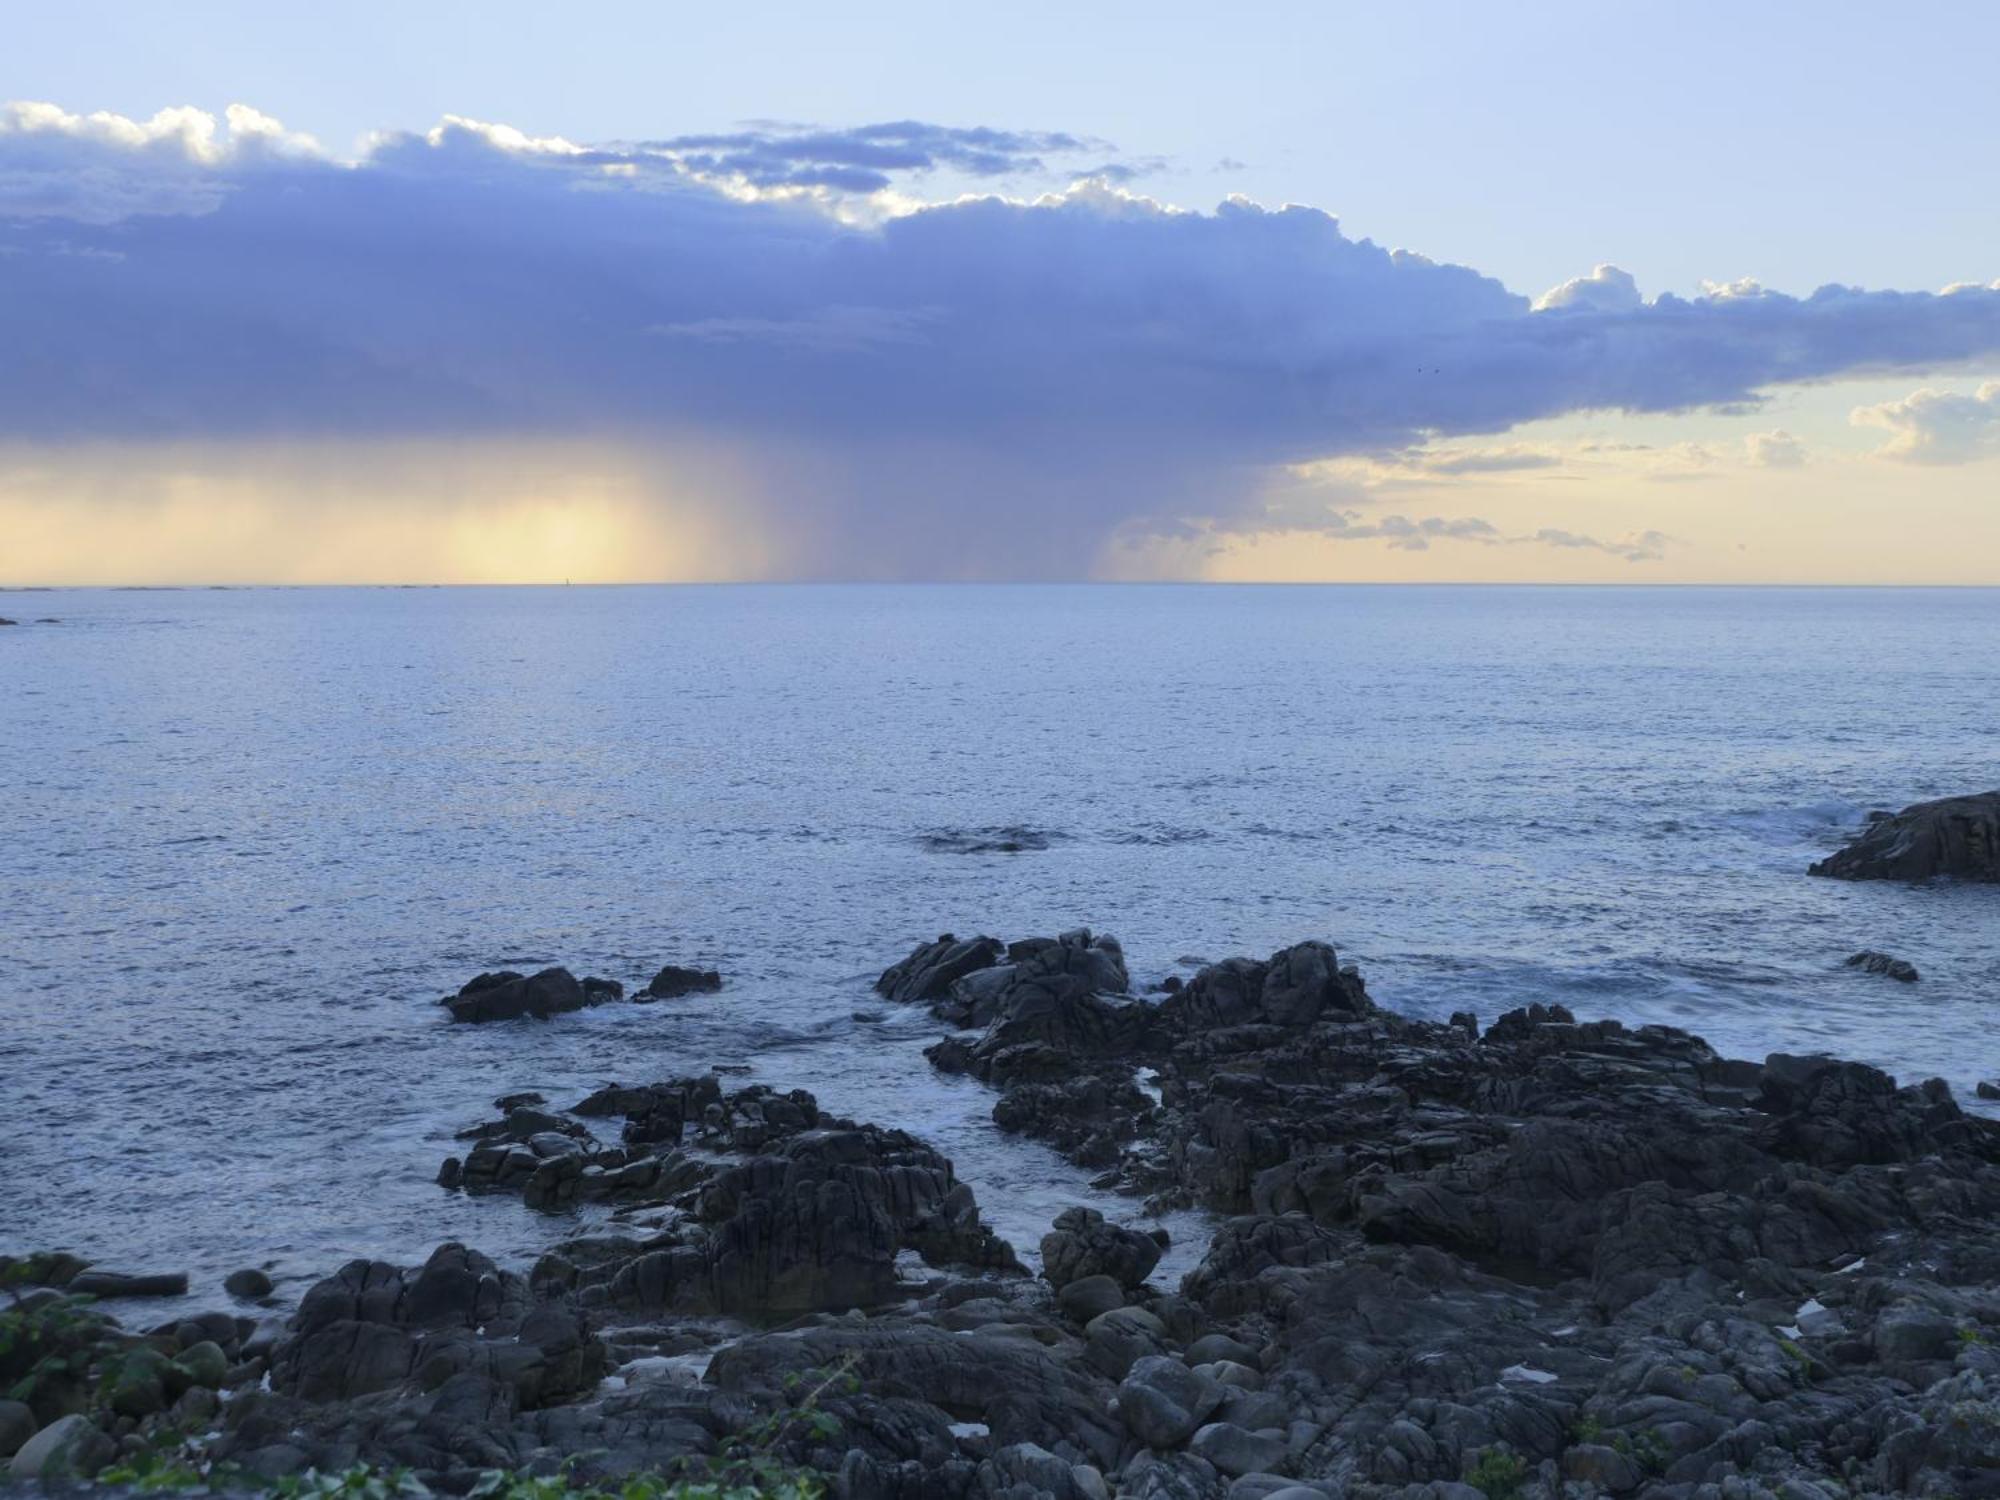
left=225, top=1268, right=274, bottom=1299
left=65, top=1269, right=188, bottom=1298
left=0, top=1401, right=36, bottom=1459
left=1040, top=1206, right=1163, bottom=1290
left=639, top=964, right=722, bottom=1000
left=1189, top=1422, right=1289, bottom=1478
left=441, top=967, right=593, bottom=1024
left=1117, top=1355, right=1226, bottom=1448
left=1057, top=1273, right=1127, bottom=1324
left=1809, top=791, right=2000, bottom=882
left=1845, top=949, right=1920, bottom=982
left=9, top=1414, right=114, bottom=1480
left=877, top=933, right=1007, bottom=1005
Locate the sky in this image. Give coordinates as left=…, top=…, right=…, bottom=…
left=5, top=0, right=2000, bottom=584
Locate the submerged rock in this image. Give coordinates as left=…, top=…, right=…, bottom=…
left=1845, top=948, right=1921, bottom=982
left=638, top=963, right=722, bottom=1000
left=65, top=1269, right=188, bottom=1298
left=1809, top=789, right=2000, bottom=882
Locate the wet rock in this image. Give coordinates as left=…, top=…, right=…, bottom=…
left=878, top=933, right=1008, bottom=1005
left=639, top=964, right=721, bottom=1000
left=921, top=825, right=1057, bottom=854
left=224, top=1267, right=274, bottom=1299
left=1809, top=790, right=2000, bottom=882
left=1042, top=1206, right=1163, bottom=1291
left=1979, top=1079, right=2000, bottom=1100
left=1845, top=949, right=1920, bottom=982
left=65, top=1269, right=188, bottom=1298
left=442, top=966, right=594, bottom=1023
left=1117, top=1355, right=1226, bottom=1448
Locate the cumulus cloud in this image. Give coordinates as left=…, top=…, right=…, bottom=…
left=1851, top=382, right=2000, bottom=463
left=1745, top=429, right=1807, bottom=467
left=1534, top=263, right=1642, bottom=313
left=6, top=100, right=2000, bottom=576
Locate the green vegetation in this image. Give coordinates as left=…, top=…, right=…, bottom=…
left=100, top=1358, right=860, bottom=1499
left=1464, top=1446, right=1529, bottom=1500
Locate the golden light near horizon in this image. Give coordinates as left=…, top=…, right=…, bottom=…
left=0, top=439, right=775, bottom=586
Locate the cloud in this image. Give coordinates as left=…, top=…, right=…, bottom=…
left=1534, top=263, right=1642, bottom=314
left=1519, top=527, right=1671, bottom=562
left=635, top=121, right=1102, bottom=193
left=1851, top=381, right=2000, bottom=464
left=1745, top=429, right=1807, bottom=467
left=6, top=100, right=2000, bottom=577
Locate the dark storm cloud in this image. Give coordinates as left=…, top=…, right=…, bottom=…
left=5, top=103, right=2000, bottom=576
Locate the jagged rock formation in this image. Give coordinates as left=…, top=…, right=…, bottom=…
left=1810, top=790, right=2000, bottom=882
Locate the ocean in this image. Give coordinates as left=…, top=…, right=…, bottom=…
left=4, top=584, right=1996, bottom=1296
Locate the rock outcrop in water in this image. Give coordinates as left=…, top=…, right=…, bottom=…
left=14, top=929, right=2000, bottom=1499
left=1844, top=949, right=1920, bottom=983
left=1809, top=790, right=2000, bottom=882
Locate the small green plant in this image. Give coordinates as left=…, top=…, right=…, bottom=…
left=1, top=1282, right=109, bottom=1408
left=1569, top=1414, right=1602, bottom=1443
left=1464, top=1446, right=1529, bottom=1500
left=1609, top=1427, right=1671, bottom=1477
left=1959, top=1326, right=1986, bottom=1348
left=99, top=1450, right=213, bottom=1493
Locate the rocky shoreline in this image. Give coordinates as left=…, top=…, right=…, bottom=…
left=7, top=929, right=2000, bottom=1500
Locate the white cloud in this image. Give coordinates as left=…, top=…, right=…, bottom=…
left=1745, top=429, right=1807, bottom=467
left=1535, top=263, right=1641, bottom=313
left=1851, top=381, right=2000, bottom=464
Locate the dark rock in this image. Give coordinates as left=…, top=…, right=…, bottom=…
left=639, top=964, right=721, bottom=1000
left=65, top=1269, right=188, bottom=1298
left=224, top=1268, right=274, bottom=1299
left=1978, top=1079, right=2000, bottom=1100
left=1810, top=790, right=2000, bottom=881
left=581, top=975, right=626, bottom=1003
left=0, top=1401, right=34, bottom=1459
left=1041, top=1207, right=1163, bottom=1291
left=1188, top=1421, right=1288, bottom=1478
left=269, top=1242, right=605, bottom=1406
left=877, top=933, right=1008, bottom=1005
left=920, top=825, right=1057, bottom=854
left=442, top=967, right=594, bottom=1024
left=1083, top=1306, right=1169, bottom=1380
left=1845, top=949, right=1920, bottom=982
left=1117, top=1355, right=1225, bottom=1447
left=1058, top=1273, right=1127, bottom=1324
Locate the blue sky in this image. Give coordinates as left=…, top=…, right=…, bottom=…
left=5, top=1, right=2000, bottom=583
left=14, top=0, right=1999, bottom=296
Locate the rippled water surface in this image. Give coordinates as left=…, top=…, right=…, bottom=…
left=4, top=585, right=1997, bottom=1297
